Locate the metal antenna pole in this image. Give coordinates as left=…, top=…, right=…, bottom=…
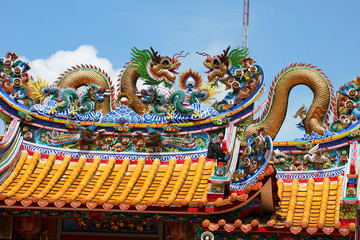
left=242, top=0, right=250, bottom=48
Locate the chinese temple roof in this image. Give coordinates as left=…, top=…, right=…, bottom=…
left=200, top=176, right=356, bottom=236
left=0, top=148, right=278, bottom=214
left=0, top=151, right=215, bottom=210
left=0, top=48, right=360, bottom=239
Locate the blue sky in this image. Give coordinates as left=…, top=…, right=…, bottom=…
left=1, top=0, right=360, bottom=141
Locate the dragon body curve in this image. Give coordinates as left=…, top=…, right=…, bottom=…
left=246, top=64, right=336, bottom=139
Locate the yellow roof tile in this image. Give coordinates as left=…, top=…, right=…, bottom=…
left=276, top=176, right=343, bottom=231
left=0, top=151, right=215, bottom=210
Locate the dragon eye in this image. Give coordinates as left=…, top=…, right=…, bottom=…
left=160, top=58, right=170, bottom=65
left=212, top=57, right=220, bottom=65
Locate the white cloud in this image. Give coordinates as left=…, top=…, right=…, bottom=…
left=22, top=45, right=122, bottom=86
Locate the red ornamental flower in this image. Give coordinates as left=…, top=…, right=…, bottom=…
left=137, top=139, right=144, bottom=146
left=147, top=148, right=154, bottom=153
left=294, top=159, right=301, bottom=166
left=13, top=78, right=21, bottom=86
left=213, top=137, right=220, bottom=144
left=117, top=126, right=123, bottom=132
left=156, top=147, right=162, bottom=152
left=106, top=136, right=114, bottom=143
left=340, top=155, right=348, bottom=163
left=348, top=89, right=357, bottom=98
left=101, top=145, right=108, bottom=151
left=24, top=132, right=32, bottom=140
left=135, top=145, right=142, bottom=151
left=232, top=81, right=240, bottom=90
left=249, top=65, right=257, bottom=74
left=315, top=164, right=322, bottom=170
left=235, top=69, right=244, bottom=77
left=4, top=60, right=11, bottom=66
left=14, top=67, right=21, bottom=75
left=122, top=137, right=129, bottom=145
left=344, top=206, right=352, bottom=214
left=346, top=100, right=355, bottom=109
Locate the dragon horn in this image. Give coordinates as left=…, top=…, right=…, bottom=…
left=220, top=45, right=231, bottom=60
left=150, top=47, right=161, bottom=61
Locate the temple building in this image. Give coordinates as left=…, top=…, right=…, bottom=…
left=0, top=47, right=358, bottom=239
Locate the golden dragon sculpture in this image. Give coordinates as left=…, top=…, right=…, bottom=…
left=245, top=63, right=336, bottom=139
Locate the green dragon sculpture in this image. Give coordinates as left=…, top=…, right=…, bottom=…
left=52, top=84, right=110, bottom=115
left=29, top=66, right=113, bottom=115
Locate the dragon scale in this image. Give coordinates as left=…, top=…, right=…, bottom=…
left=119, top=64, right=145, bottom=115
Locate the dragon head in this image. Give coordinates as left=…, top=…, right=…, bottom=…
left=131, top=47, right=186, bottom=88
left=199, top=46, right=249, bottom=83
left=148, top=47, right=182, bottom=86
left=200, top=46, right=230, bottom=82
left=88, top=84, right=111, bottom=102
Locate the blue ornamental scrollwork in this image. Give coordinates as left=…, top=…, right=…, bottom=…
left=231, top=131, right=273, bottom=184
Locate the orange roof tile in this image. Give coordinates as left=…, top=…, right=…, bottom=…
left=277, top=176, right=343, bottom=230
left=0, top=150, right=218, bottom=211
left=201, top=175, right=355, bottom=236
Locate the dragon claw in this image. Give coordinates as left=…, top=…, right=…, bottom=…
left=49, top=107, right=57, bottom=115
